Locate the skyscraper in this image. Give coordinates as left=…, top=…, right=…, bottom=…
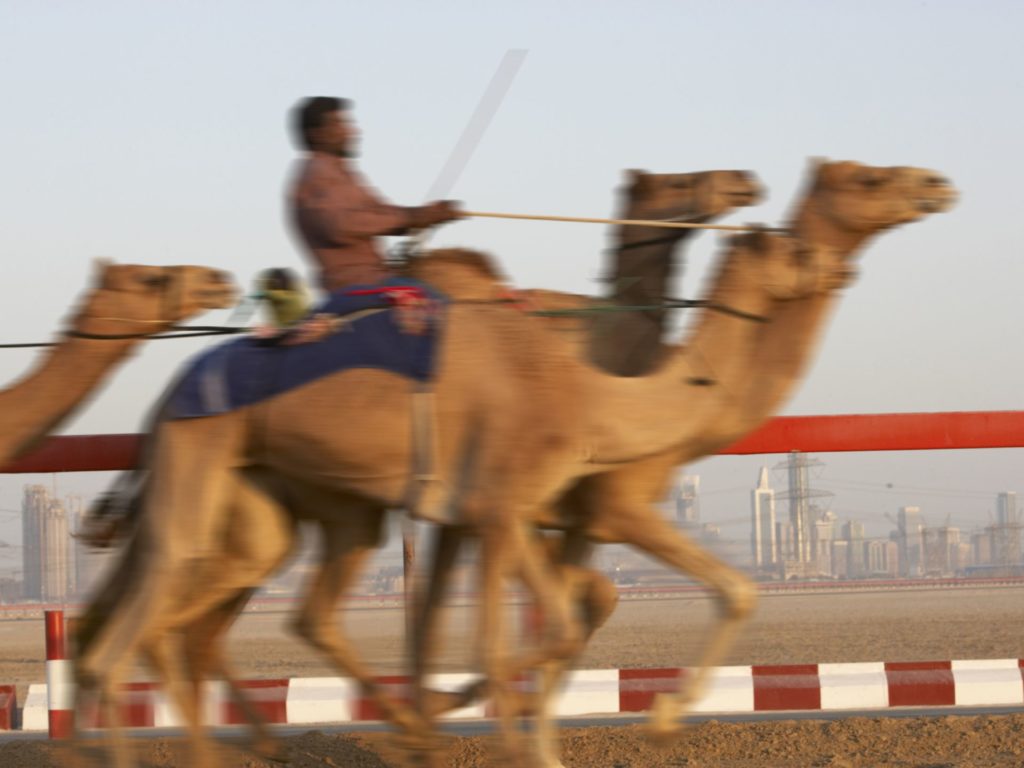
left=897, top=506, right=924, bottom=577
left=842, top=520, right=866, bottom=578
left=994, top=491, right=1020, bottom=565
left=996, top=491, right=1018, bottom=526
left=750, top=467, right=776, bottom=569
left=21, top=485, right=75, bottom=602
left=676, top=475, right=700, bottom=526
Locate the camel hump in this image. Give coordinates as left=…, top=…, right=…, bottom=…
left=404, top=248, right=509, bottom=301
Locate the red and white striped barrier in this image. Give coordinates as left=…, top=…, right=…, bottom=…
left=44, top=610, right=73, bottom=738
left=0, top=685, right=15, bottom=730
left=12, top=659, right=1024, bottom=731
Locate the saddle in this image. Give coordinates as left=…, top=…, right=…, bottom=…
left=166, top=279, right=446, bottom=420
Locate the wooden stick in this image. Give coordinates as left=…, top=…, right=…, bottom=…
left=465, top=210, right=767, bottom=232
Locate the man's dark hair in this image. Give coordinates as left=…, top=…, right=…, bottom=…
left=292, top=96, right=352, bottom=149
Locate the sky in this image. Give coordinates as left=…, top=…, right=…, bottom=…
left=1, top=0, right=1023, bottom=568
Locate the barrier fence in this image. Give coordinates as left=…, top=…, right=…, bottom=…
left=4, top=410, right=1024, bottom=474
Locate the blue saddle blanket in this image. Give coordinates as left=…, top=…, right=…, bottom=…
left=167, top=282, right=445, bottom=419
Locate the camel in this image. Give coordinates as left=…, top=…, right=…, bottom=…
left=72, top=169, right=764, bottom=751
left=73, top=223, right=832, bottom=768
left=487, top=159, right=959, bottom=766
left=74, top=162, right=957, bottom=768
left=0, top=262, right=235, bottom=465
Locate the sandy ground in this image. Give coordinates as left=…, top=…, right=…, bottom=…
left=4, top=584, right=1024, bottom=765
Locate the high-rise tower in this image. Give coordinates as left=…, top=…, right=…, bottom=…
left=750, top=467, right=776, bottom=569
left=676, top=475, right=700, bottom=526
left=896, top=506, right=924, bottom=577
left=21, top=485, right=75, bottom=602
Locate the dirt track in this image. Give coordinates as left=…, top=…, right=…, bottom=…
left=3, top=584, right=1024, bottom=766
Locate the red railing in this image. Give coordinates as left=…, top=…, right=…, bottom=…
left=4, top=410, right=1023, bottom=474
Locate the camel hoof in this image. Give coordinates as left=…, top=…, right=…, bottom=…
left=391, top=708, right=435, bottom=740
left=643, top=721, right=684, bottom=749
left=644, top=692, right=686, bottom=748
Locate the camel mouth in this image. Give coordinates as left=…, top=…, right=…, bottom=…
left=729, top=189, right=762, bottom=205
left=916, top=189, right=957, bottom=213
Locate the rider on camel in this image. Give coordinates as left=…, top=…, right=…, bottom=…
left=288, top=96, right=463, bottom=292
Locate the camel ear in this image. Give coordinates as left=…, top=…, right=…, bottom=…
left=624, top=169, right=649, bottom=189
left=91, top=257, right=114, bottom=283
left=804, top=157, right=832, bottom=189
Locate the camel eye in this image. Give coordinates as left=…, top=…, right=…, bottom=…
left=859, top=175, right=885, bottom=189
left=140, top=273, right=169, bottom=289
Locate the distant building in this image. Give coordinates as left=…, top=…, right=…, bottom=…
left=676, top=475, right=700, bottom=525
left=971, top=529, right=992, bottom=567
left=897, top=506, right=924, bottom=577
left=842, top=520, right=866, bottom=578
left=994, top=492, right=1021, bottom=565
left=865, top=539, right=899, bottom=577
left=21, top=485, right=76, bottom=602
left=996, top=491, right=1018, bottom=527
left=750, top=467, right=776, bottom=570
left=923, top=526, right=960, bottom=576
left=830, top=539, right=850, bottom=579
left=813, top=510, right=837, bottom=577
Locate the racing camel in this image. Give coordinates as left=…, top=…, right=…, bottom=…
left=0, top=262, right=235, bottom=464
left=72, top=168, right=765, bottom=756
left=77, top=161, right=956, bottom=768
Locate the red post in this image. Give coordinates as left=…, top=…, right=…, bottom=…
left=44, top=610, right=73, bottom=739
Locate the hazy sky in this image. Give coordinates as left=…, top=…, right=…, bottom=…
left=1, top=1, right=1023, bottom=563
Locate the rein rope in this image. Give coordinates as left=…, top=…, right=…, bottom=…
left=0, top=297, right=766, bottom=349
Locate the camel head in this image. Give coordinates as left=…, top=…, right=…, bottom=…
left=621, top=169, right=764, bottom=223
left=793, top=160, right=957, bottom=248
left=724, top=230, right=844, bottom=302
left=73, top=263, right=237, bottom=336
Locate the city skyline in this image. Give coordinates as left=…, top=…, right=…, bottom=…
left=2, top=454, right=1024, bottom=593
left=741, top=457, right=1023, bottom=580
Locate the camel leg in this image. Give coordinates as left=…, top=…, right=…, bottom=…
left=610, top=511, right=755, bottom=739
left=76, top=418, right=244, bottom=768
left=410, top=526, right=489, bottom=720
left=145, top=468, right=297, bottom=760
left=531, top=532, right=618, bottom=768
left=97, top=661, right=136, bottom=768
left=181, top=589, right=289, bottom=762
left=290, top=510, right=433, bottom=736
left=475, top=518, right=522, bottom=762
left=140, top=630, right=223, bottom=768
left=476, top=516, right=579, bottom=764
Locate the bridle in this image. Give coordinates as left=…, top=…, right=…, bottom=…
left=0, top=267, right=245, bottom=348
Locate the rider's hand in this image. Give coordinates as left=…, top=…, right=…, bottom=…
left=432, top=199, right=465, bottom=223
left=409, top=200, right=464, bottom=228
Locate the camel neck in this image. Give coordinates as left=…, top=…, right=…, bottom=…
left=714, top=200, right=879, bottom=441
left=588, top=214, right=701, bottom=375
left=587, top=246, right=774, bottom=461
left=606, top=228, right=694, bottom=305
left=0, top=333, right=137, bottom=464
